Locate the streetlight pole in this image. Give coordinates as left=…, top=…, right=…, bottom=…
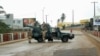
left=70, top=10, right=74, bottom=33
left=72, top=10, right=74, bottom=25
left=91, top=1, right=99, bottom=36
left=34, top=12, right=36, bottom=18
left=46, top=15, right=48, bottom=23
left=42, top=7, right=45, bottom=22
left=91, top=1, right=98, bottom=17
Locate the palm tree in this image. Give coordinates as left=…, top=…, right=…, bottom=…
left=57, top=19, right=60, bottom=23
left=0, top=6, right=6, bottom=14
left=61, top=13, right=66, bottom=22
left=0, top=20, right=11, bottom=33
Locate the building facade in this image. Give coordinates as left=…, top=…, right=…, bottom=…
left=80, top=19, right=90, bottom=25
left=0, top=14, right=13, bottom=28
left=12, top=19, right=30, bottom=30
left=0, top=14, right=30, bottom=30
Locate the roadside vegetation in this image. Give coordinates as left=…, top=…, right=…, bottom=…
left=0, top=20, right=11, bottom=33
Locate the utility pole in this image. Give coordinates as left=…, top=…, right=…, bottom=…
left=46, top=15, right=48, bottom=23
left=70, top=10, right=74, bottom=33
left=91, top=1, right=99, bottom=36
left=34, top=13, right=36, bottom=18
left=91, top=1, right=98, bottom=17
left=42, top=7, right=45, bottom=22
left=72, top=10, right=74, bottom=25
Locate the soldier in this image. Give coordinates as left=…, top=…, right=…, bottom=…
left=41, top=22, right=48, bottom=42
left=28, top=18, right=36, bottom=43
left=28, top=18, right=41, bottom=43
left=32, top=21, right=41, bottom=35
left=28, top=29, right=32, bottom=43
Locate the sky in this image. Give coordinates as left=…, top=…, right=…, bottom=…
left=0, top=0, right=100, bottom=26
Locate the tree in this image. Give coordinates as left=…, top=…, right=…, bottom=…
left=90, top=18, right=93, bottom=30
left=57, top=19, right=60, bottom=23
left=61, top=13, right=66, bottom=22
left=0, top=20, right=11, bottom=33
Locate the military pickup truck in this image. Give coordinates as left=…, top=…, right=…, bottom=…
left=29, top=27, right=74, bottom=43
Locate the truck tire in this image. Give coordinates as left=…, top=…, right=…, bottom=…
left=61, top=36, right=68, bottom=42
left=37, top=37, right=43, bottom=43
left=69, top=34, right=74, bottom=39
left=48, top=38, right=53, bottom=42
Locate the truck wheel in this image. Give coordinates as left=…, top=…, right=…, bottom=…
left=69, top=34, right=74, bottom=39
left=48, top=38, right=53, bottom=42
left=37, top=37, right=43, bottom=43
left=61, top=37, right=68, bottom=42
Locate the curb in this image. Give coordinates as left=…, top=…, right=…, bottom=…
left=82, top=31, right=100, bottom=43
left=0, top=38, right=28, bottom=45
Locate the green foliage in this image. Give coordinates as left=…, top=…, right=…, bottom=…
left=57, top=19, right=60, bottom=23
left=61, top=13, right=66, bottom=22
left=84, top=18, right=93, bottom=30
left=0, top=21, right=11, bottom=33
left=90, top=18, right=93, bottom=30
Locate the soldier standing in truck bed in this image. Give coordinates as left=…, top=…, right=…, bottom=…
left=41, top=22, right=48, bottom=42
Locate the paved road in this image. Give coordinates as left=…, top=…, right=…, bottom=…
left=0, top=30, right=99, bottom=56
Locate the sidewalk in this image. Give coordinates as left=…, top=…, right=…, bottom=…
left=0, top=38, right=27, bottom=45
left=82, top=30, right=100, bottom=43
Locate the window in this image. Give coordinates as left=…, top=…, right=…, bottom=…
left=6, top=14, right=10, bottom=18
left=17, top=20, right=20, bottom=23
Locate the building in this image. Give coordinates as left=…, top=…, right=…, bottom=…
left=57, top=22, right=79, bottom=29
left=0, top=14, right=14, bottom=28
left=13, top=19, right=23, bottom=29
left=0, top=14, right=30, bottom=30
left=3, top=14, right=13, bottom=28
left=13, top=19, right=30, bottom=30
left=0, top=6, right=31, bottom=30
left=80, top=19, right=90, bottom=25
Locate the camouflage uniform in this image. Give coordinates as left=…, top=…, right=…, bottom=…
left=41, top=22, right=48, bottom=41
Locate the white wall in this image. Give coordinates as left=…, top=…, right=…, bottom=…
left=13, top=19, right=30, bottom=29
left=0, top=14, right=30, bottom=30
left=3, top=14, right=13, bottom=28
left=13, top=19, right=23, bottom=29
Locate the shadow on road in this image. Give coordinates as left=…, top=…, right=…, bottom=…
left=28, top=40, right=72, bottom=44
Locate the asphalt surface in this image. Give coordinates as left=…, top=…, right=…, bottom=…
left=0, top=30, right=99, bottom=56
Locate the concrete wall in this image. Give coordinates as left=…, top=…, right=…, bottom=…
left=2, top=14, right=13, bottom=28
left=13, top=19, right=30, bottom=29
